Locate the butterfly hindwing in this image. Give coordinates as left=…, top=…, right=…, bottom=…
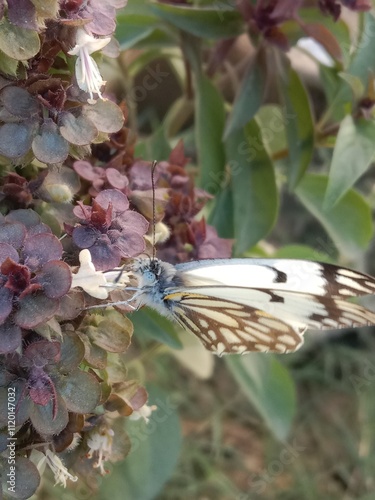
left=164, top=291, right=305, bottom=355
left=163, top=286, right=375, bottom=355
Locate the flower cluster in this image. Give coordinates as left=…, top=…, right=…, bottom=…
left=0, top=1, right=235, bottom=498
left=0, top=3, right=140, bottom=492
left=73, top=159, right=129, bottom=197
left=0, top=83, right=124, bottom=165
left=71, top=138, right=231, bottom=264
left=0, top=0, right=125, bottom=166
left=154, top=142, right=233, bottom=263
left=0, top=209, right=72, bottom=353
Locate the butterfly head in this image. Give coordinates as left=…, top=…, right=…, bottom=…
left=131, top=257, right=179, bottom=289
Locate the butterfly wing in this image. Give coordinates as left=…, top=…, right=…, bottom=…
left=176, top=259, right=375, bottom=298
left=165, top=291, right=305, bottom=355
left=163, top=286, right=375, bottom=355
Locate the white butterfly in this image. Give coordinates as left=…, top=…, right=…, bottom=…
left=111, top=257, right=375, bottom=356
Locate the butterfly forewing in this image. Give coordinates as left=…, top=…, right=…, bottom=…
left=165, top=291, right=305, bottom=355
left=176, top=259, right=375, bottom=298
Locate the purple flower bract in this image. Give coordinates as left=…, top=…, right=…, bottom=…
left=72, top=189, right=148, bottom=271
left=0, top=209, right=72, bottom=353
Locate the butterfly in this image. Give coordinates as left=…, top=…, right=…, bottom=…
left=114, top=256, right=375, bottom=356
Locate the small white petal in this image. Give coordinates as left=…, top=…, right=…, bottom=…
left=129, top=404, right=158, bottom=424
left=68, top=28, right=111, bottom=56
left=71, top=249, right=109, bottom=299
left=68, top=28, right=110, bottom=101
left=44, top=450, right=78, bottom=488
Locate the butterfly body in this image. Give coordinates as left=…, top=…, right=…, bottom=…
left=128, top=258, right=375, bottom=356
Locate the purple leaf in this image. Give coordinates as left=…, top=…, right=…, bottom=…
left=6, top=209, right=44, bottom=229
left=113, top=232, right=146, bottom=257
left=0, top=319, right=21, bottom=353
left=72, top=225, right=100, bottom=248
left=0, top=221, right=26, bottom=248
left=0, top=85, right=39, bottom=119
left=106, top=168, right=129, bottom=190
left=73, top=160, right=99, bottom=181
left=116, top=210, right=149, bottom=233
left=0, top=122, right=35, bottom=158
left=7, top=0, right=38, bottom=30
left=22, top=340, right=61, bottom=367
left=14, top=292, right=58, bottom=328
left=23, top=233, right=63, bottom=271
left=0, top=243, right=19, bottom=265
left=90, top=238, right=122, bottom=271
left=95, top=189, right=129, bottom=214
left=32, top=119, right=70, bottom=164
left=38, top=261, right=72, bottom=299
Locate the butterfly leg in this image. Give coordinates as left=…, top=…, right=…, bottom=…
left=85, top=288, right=144, bottom=310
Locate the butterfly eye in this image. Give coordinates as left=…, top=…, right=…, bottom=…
left=143, top=270, right=156, bottom=284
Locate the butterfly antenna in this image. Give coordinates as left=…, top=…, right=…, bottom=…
left=151, top=160, right=157, bottom=261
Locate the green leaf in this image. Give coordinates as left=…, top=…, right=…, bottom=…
left=100, top=385, right=181, bottom=500
left=274, top=244, right=334, bottom=263
left=57, top=369, right=101, bottom=414
left=134, top=125, right=171, bottom=160
left=325, top=14, right=375, bottom=120
left=151, top=2, right=244, bottom=39
left=224, top=51, right=266, bottom=138
left=325, top=116, right=375, bottom=208
left=0, top=51, right=18, bottom=76
left=338, top=72, right=365, bottom=101
left=131, top=308, right=183, bottom=350
left=319, top=65, right=341, bottom=108
left=225, top=119, right=278, bottom=255
left=296, top=173, right=373, bottom=258
left=277, top=58, right=314, bottom=189
left=130, top=29, right=174, bottom=50
left=0, top=17, right=40, bottom=60
left=195, top=75, right=226, bottom=194
left=348, top=14, right=375, bottom=84
left=256, top=104, right=287, bottom=155
left=116, top=14, right=160, bottom=50
left=209, top=182, right=234, bottom=239
left=124, top=0, right=152, bottom=15
left=226, top=355, right=296, bottom=441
